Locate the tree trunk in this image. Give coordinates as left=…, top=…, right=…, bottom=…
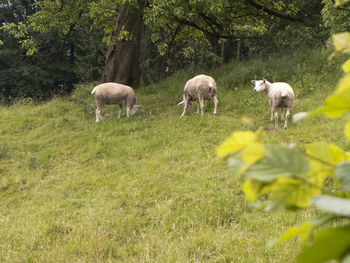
left=102, top=2, right=144, bottom=88
left=236, top=39, right=241, bottom=61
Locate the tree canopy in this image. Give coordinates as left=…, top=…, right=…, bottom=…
left=0, top=0, right=329, bottom=100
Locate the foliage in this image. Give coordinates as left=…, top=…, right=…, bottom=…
left=2, top=0, right=330, bottom=94
left=218, top=5, right=350, bottom=263
left=0, top=0, right=106, bottom=101
left=322, top=0, right=350, bottom=35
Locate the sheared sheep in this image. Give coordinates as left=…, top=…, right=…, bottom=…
left=91, top=82, right=140, bottom=122
left=178, top=74, right=218, bottom=118
left=251, top=79, right=294, bottom=129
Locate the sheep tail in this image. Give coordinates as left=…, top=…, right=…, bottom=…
left=178, top=95, right=185, bottom=105
left=208, top=83, right=213, bottom=92
left=281, top=90, right=287, bottom=97
left=91, top=87, right=97, bottom=96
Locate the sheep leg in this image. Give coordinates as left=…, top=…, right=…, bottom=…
left=270, top=107, right=273, bottom=121
left=199, top=97, right=204, bottom=115
left=274, top=108, right=279, bottom=129
left=281, top=108, right=285, bottom=120
left=96, top=107, right=102, bottom=122
left=213, top=96, right=218, bottom=115
left=180, top=99, right=189, bottom=118
left=283, top=108, right=290, bottom=129
left=126, top=105, right=130, bottom=117
left=196, top=100, right=200, bottom=113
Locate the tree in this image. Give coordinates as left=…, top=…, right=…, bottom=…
left=102, top=1, right=145, bottom=87
left=0, top=0, right=79, bottom=101
left=4, top=0, right=318, bottom=87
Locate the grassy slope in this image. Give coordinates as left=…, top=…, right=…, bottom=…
left=0, top=49, right=349, bottom=262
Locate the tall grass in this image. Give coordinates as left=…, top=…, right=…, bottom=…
left=0, top=49, right=348, bottom=262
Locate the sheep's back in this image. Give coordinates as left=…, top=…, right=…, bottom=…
left=93, top=83, right=134, bottom=105
left=185, top=75, right=216, bottom=100
left=270, top=83, right=294, bottom=108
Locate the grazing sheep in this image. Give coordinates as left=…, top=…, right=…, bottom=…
left=251, top=79, right=294, bottom=129
left=178, top=74, right=218, bottom=118
left=91, top=82, right=140, bottom=122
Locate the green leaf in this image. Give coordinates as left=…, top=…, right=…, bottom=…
left=312, top=195, right=350, bottom=216
left=217, top=130, right=264, bottom=157
left=217, top=131, right=256, bottom=157
left=314, top=95, right=350, bottom=118
left=306, top=142, right=347, bottom=167
left=269, top=221, right=313, bottom=247
left=303, top=142, right=346, bottom=191
left=297, top=225, right=350, bottom=263
left=269, top=176, right=321, bottom=210
left=240, top=142, right=264, bottom=165
left=335, top=73, right=350, bottom=100
left=346, top=118, right=350, bottom=140
left=228, top=156, right=246, bottom=175
left=335, top=161, right=350, bottom=192
left=335, top=0, right=350, bottom=6
left=333, top=32, right=350, bottom=54
left=243, top=178, right=270, bottom=201
left=244, top=145, right=310, bottom=182
left=343, top=59, right=350, bottom=73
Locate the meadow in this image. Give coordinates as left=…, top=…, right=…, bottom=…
left=0, top=49, right=349, bottom=262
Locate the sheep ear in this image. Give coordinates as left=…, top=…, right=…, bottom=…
left=136, top=105, right=142, bottom=108
left=251, top=80, right=256, bottom=84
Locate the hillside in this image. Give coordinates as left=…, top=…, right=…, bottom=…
left=0, top=49, right=348, bottom=262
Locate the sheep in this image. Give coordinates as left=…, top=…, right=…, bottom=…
left=251, top=79, right=294, bottom=129
left=91, top=82, right=140, bottom=122
left=178, top=74, right=218, bottom=118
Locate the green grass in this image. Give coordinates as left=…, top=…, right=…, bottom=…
left=0, top=49, right=349, bottom=262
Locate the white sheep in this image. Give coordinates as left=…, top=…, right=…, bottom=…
left=91, top=82, right=140, bottom=122
left=251, top=79, right=294, bottom=129
left=178, top=74, right=218, bottom=118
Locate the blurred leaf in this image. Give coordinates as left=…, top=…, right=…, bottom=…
left=312, top=195, right=350, bottom=216
left=306, top=142, right=347, bottom=167
left=335, top=74, right=350, bottom=99
left=243, top=178, right=270, bottom=201
left=342, top=254, right=350, bottom=263
left=228, top=156, right=246, bottom=175
left=241, top=142, right=264, bottom=165
left=244, top=145, right=310, bottom=182
left=346, top=118, right=350, bottom=140
left=333, top=32, right=350, bottom=55
left=297, top=225, right=350, bottom=263
left=269, top=176, right=321, bottom=210
left=269, top=222, right=313, bottom=247
left=217, top=131, right=255, bottom=157
left=342, top=59, right=350, bottom=73
left=335, top=0, right=350, bottom=6
left=312, top=95, right=350, bottom=118
left=335, top=161, right=350, bottom=192
left=292, top=112, right=308, bottom=122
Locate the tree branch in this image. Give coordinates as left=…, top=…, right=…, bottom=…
left=244, top=0, right=304, bottom=23
left=173, top=16, right=265, bottom=40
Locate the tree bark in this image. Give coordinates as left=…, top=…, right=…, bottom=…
left=236, top=39, right=240, bottom=61
left=102, top=2, right=144, bottom=88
